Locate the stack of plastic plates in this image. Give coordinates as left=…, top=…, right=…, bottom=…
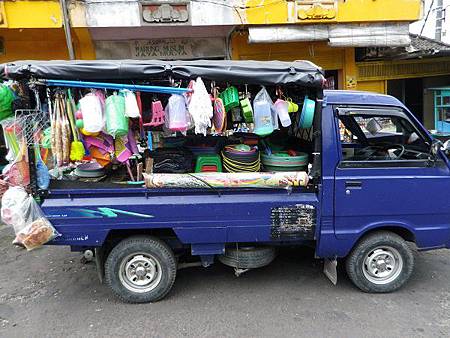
left=221, top=144, right=260, bottom=172
left=74, top=162, right=105, bottom=178
left=261, top=151, right=308, bottom=172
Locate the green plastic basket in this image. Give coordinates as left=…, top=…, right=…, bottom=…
left=219, top=86, right=240, bottom=112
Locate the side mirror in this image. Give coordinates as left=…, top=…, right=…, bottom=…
left=442, top=140, right=450, bottom=153
left=431, top=139, right=444, bottom=158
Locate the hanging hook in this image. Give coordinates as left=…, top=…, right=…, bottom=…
left=211, top=80, right=216, bottom=98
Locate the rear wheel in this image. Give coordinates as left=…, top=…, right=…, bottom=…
left=345, top=231, right=414, bottom=293
left=105, top=236, right=176, bottom=303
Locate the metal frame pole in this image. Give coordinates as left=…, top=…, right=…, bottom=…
left=60, top=0, right=75, bottom=60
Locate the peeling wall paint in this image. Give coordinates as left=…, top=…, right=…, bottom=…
left=85, top=0, right=141, bottom=27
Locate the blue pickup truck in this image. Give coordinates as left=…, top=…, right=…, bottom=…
left=4, top=60, right=450, bottom=303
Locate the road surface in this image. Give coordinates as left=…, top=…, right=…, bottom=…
left=0, top=226, right=449, bottom=337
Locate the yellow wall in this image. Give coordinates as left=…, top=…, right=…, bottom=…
left=2, top=0, right=62, bottom=28
left=244, top=0, right=422, bottom=24
left=0, top=0, right=95, bottom=61
left=357, top=80, right=386, bottom=94
left=0, top=28, right=95, bottom=62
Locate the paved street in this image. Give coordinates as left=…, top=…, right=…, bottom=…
left=0, top=225, right=449, bottom=338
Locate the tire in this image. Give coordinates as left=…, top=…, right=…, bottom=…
left=104, top=236, right=177, bottom=303
left=218, top=246, right=276, bottom=269
left=345, top=231, right=414, bottom=293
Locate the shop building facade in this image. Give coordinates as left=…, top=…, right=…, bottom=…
left=4, top=0, right=448, bottom=116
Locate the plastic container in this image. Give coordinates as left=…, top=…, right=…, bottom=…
left=240, top=97, right=253, bottom=123
left=253, top=100, right=274, bottom=136
left=167, top=94, right=188, bottom=131
left=274, top=99, right=291, bottom=127
left=105, top=93, right=128, bottom=138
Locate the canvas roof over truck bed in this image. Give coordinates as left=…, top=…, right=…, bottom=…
left=1, top=60, right=324, bottom=87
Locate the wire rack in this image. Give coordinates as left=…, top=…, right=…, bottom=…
left=1, top=109, right=51, bottom=146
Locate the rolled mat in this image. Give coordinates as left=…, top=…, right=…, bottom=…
left=144, top=171, right=308, bottom=189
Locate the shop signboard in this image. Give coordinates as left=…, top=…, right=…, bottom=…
left=95, top=38, right=226, bottom=60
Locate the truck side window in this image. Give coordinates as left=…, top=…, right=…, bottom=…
left=337, top=108, right=431, bottom=165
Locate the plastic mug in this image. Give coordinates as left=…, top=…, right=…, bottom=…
left=287, top=98, right=299, bottom=113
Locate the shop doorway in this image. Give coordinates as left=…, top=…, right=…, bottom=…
left=324, top=70, right=339, bottom=90
left=387, top=78, right=423, bottom=122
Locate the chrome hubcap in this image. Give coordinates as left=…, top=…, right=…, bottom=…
left=119, top=253, right=162, bottom=293
left=362, top=246, right=403, bottom=285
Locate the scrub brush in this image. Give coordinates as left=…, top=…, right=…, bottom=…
left=67, top=90, right=85, bottom=161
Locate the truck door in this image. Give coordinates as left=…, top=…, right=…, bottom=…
left=333, top=106, right=450, bottom=249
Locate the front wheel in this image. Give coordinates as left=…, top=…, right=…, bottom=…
left=345, top=231, right=414, bottom=293
left=105, top=236, right=177, bottom=303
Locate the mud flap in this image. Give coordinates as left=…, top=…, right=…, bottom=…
left=323, top=258, right=337, bottom=285
left=95, top=247, right=105, bottom=284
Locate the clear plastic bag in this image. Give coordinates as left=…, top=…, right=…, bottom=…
left=1, top=187, right=59, bottom=250
left=121, top=90, right=141, bottom=118
left=253, top=86, right=275, bottom=136
left=3, top=140, right=30, bottom=187
left=79, top=93, right=104, bottom=133
left=1, top=186, right=28, bottom=232
left=105, top=93, right=129, bottom=138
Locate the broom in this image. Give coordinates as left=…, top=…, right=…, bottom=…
left=67, top=89, right=85, bottom=161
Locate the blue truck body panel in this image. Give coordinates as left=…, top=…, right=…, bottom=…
left=42, top=90, right=450, bottom=258
left=44, top=188, right=319, bottom=254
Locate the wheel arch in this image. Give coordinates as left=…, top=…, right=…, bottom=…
left=356, top=225, right=416, bottom=245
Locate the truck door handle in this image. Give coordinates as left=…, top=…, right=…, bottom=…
left=345, top=181, right=362, bottom=189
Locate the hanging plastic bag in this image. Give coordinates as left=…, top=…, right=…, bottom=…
left=79, top=93, right=104, bottom=133
left=4, top=140, right=30, bottom=187
left=35, top=138, right=50, bottom=190
left=121, top=90, right=141, bottom=118
left=0, top=85, right=14, bottom=122
left=1, top=187, right=58, bottom=249
left=105, top=93, right=129, bottom=138
left=188, top=77, right=213, bottom=136
left=1, top=186, right=28, bottom=232
left=15, top=193, right=59, bottom=250
left=253, top=86, right=275, bottom=136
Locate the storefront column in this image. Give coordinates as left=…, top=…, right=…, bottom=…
left=343, top=48, right=358, bottom=90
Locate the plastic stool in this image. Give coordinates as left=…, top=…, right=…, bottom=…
left=195, top=154, right=223, bottom=173
left=144, top=101, right=165, bottom=127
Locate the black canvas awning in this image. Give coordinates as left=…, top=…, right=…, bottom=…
left=1, top=59, right=324, bottom=87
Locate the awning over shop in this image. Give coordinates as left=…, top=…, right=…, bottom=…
left=248, top=23, right=411, bottom=47
left=1, top=59, right=324, bottom=87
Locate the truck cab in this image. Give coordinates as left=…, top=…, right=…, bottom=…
left=320, top=90, right=450, bottom=255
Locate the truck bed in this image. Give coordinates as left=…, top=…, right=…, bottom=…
left=43, top=187, right=319, bottom=251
